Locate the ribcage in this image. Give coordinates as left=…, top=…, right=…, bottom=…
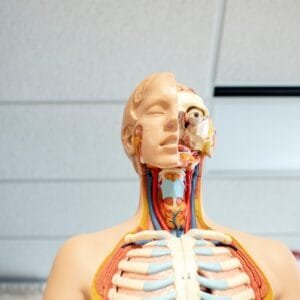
left=108, top=229, right=255, bottom=300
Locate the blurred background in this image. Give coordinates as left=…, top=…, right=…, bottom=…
left=0, top=0, right=299, bottom=299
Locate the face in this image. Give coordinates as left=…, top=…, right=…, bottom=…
left=135, top=77, right=210, bottom=169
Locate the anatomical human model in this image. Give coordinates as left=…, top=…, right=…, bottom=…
left=44, top=73, right=300, bottom=300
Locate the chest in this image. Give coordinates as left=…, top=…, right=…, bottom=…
left=92, top=229, right=271, bottom=300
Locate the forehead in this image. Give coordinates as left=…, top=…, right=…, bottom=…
left=136, top=78, right=209, bottom=115
left=177, top=92, right=209, bottom=114
left=138, top=76, right=177, bottom=110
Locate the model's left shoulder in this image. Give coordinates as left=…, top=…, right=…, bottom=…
left=267, top=239, right=300, bottom=293
left=224, top=229, right=300, bottom=299
left=262, top=238, right=298, bottom=271
left=253, top=237, right=300, bottom=299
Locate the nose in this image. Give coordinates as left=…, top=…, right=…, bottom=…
left=165, top=117, right=178, bottom=132
left=165, top=107, right=189, bottom=131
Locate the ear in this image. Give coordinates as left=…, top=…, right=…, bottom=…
left=122, top=125, right=135, bottom=156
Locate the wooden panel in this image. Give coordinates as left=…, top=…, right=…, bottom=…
left=216, top=0, right=300, bottom=84
left=0, top=104, right=136, bottom=179
left=1, top=178, right=299, bottom=237
left=0, top=0, right=216, bottom=101
left=0, top=239, right=63, bottom=278
left=206, top=98, right=300, bottom=173
left=0, top=181, right=138, bottom=236
left=203, top=177, right=300, bottom=235
left=0, top=289, right=42, bottom=300
left=3, top=99, right=299, bottom=179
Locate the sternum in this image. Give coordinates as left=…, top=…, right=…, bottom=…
left=168, top=236, right=199, bottom=300
left=181, top=235, right=200, bottom=300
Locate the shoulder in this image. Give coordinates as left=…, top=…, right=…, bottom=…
left=235, top=231, right=300, bottom=299
left=43, top=234, right=91, bottom=300
left=43, top=219, right=138, bottom=300
left=263, top=239, right=300, bottom=299
left=255, top=237, right=298, bottom=277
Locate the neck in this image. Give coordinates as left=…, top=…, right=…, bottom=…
left=136, top=156, right=211, bottom=236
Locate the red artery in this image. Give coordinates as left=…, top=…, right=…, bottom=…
left=151, top=168, right=169, bottom=230
left=184, top=169, right=192, bottom=232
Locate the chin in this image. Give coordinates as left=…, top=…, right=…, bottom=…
left=150, top=154, right=181, bottom=169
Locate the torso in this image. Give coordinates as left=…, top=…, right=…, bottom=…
left=77, top=219, right=283, bottom=300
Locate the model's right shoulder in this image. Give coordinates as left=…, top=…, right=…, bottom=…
left=43, top=234, right=92, bottom=300
left=43, top=220, right=137, bottom=300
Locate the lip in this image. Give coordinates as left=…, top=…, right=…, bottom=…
left=160, top=134, right=178, bottom=146
left=178, top=144, right=191, bottom=152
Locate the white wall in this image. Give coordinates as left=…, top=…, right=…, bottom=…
left=0, top=1, right=299, bottom=292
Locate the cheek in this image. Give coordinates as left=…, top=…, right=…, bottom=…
left=139, top=116, right=166, bottom=128
left=141, top=130, right=161, bottom=152
left=138, top=119, right=164, bottom=144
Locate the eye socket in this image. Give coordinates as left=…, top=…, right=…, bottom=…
left=187, top=107, right=205, bottom=119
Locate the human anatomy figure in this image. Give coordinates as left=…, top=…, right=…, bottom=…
left=43, top=73, right=300, bottom=300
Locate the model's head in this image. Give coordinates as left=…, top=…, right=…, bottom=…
left=121, top=72, right=215, bottom=173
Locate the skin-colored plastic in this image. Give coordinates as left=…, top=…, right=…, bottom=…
left=43, top=73, right=300, bottom=300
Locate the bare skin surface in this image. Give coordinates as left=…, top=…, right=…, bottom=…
left=43, top=212, right=300, bottom=300
left=43, top=216, right=140, bottom=300
left=43, top=73, right=300, bottom=299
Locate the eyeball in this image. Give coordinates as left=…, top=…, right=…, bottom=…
left=187, top=107, right=205, bottom=120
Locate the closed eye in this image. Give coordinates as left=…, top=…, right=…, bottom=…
left=146, top=104, right=165, bottom=115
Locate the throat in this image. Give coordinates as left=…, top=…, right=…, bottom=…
left=145, top=165, right=200, bottom=237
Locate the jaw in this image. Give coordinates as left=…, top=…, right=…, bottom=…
left=140, top=145, right=181, bottom=169
left=141, top=146, right=201, bottom=170
left=145, top=154, right=181, bottom=169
